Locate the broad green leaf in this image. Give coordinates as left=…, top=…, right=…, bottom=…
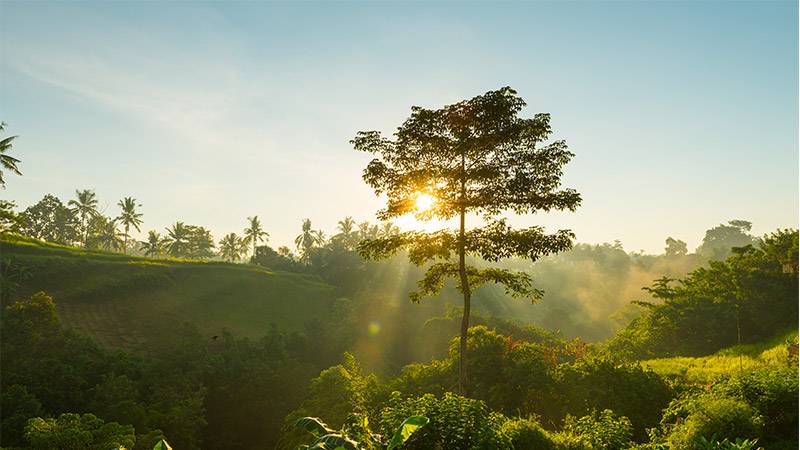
left=311, top=433, right=359, bottom=450
left=153, top=439, right=173, bottom=450
left=387, top=415, right=429, bottom=450
left=295, top=417, right=335, bottom=438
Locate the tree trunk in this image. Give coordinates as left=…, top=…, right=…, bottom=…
left=457, top=152, right=471, bottom=395
left=458, top=207, right=471, bottom=395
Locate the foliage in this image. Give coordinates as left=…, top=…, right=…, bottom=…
left=697, top=221, right=755, bottom=260
left=608, top=229, right=798, bottom=359
left=562, top=409, right=633, bottom=450
left=379, top=391, right=510, bottom=449
left=24, top=412, right=136, bottom=450
left=21, top=194, right=79, bottom=245
left=663, top=395, right=763, bottom=449
left=243, top=215, right=269, bottom=259
left=0, top=199, right=26, bottom=232
left=0, top=120, right=22, bottom=187
left=499, top=417, right=556, bottom=450
left=68, top=189, right=100, bottom=246
left=117, top=197, right=144, bottom=254
left=294, top=413, right=429, bottom=450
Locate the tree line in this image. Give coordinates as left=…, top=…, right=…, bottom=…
left=1, top=192, right=403, bottom=263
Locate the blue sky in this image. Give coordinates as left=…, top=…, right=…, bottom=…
left=1, top=1, right=797, bottom=253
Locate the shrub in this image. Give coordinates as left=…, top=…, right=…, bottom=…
left=379, top=391, right=510, bottom=449
left=714, top=367, right=798, bottom=440
left=666, top=395, right=763, bottom=449
left=500, top=417, right=556, bottom=450
left=562, top=409, right=633, bottom=450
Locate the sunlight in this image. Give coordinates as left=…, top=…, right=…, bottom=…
left=415, top=193, right=435, bottom=212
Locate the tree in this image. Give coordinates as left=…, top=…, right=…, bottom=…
left=334, top=217, right=359, bottom=250
left=664, top=237, right=688, bottom=256
left=219, top=233, right=246, bottom=262
left=295, top=219, right=324, bottom=264
left=165, top=222, right=191, bottom=257
left=0, top=122, right=22, bottom=188
left=0, top=200, right=26, bottom=233
left=186, top=225, right=215, bottom=258
left=21, top=195, right=78, bottom=244
left=697, top=220, right=755, bottom=260
left=379, top=222, right=400, bottom=238
left=116, top=197, right=143, bottom=254
left=86, top=216, right=124, bottom=251
left=68, top=190, right=99, bottom=247
left=352, top=87, right=580, bottom=393
left=243, top=216, right=269, bottom=260
left=141, top=230, right=167, bottom=257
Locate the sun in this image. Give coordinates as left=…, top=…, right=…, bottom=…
left=415, top=193, right=435, bottom=212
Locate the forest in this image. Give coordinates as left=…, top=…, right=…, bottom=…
left=0, top=87, right=797, bottom=450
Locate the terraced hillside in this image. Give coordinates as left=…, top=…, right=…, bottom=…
left=1, top=234, right=336, bottom=349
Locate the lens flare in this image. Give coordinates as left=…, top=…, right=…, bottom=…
left=367, top=321, right=381, bottom=336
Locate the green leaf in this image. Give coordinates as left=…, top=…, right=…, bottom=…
left=295, top=417, right=335, bottom=438
left=310, top=433, right=359, bottom=450
left=153, top=439, right=173, bottom=450
left=387, top=415, right=429, bottom=450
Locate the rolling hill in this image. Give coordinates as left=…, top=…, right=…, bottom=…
left=1, top=234, right=337, bottom=349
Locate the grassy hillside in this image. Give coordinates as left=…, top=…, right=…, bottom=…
left=642, top=329, right=798, bottom=384
left=1, top=234, right=336, bottom=349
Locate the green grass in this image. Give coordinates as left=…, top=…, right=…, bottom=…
left=641, top=330, right=798, bottom=384
left=1, top=234, right=336, bottom=349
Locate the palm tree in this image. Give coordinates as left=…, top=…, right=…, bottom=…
left=88, top=216, right=124, bottom=251
left=68, top=189, right=99, bottom=247
left=335, top=216, right=358, bottom=250
left=295, top=218, right=323, bottom=263
left=140, top=230, right=166, bottom=257
left=219, top=233, right=246, bottom=262
left=243, top=216, right=269, bottom=259
left=380, top=222, right=400, bottom=238
left=0, top=122, right=22, bottom=188
left=165, top=222, right=191, bottom=257
left=116, top=197, right=143, bottom=254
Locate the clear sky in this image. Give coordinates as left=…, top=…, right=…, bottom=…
left=1, top=1, right=797, bottom=254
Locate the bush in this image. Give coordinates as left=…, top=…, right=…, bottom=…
left=562, top=409, right=633, bottom=450
left=714, top=367, right=798, bottom=440
left=666, top=395, right=763, bottom=449
left=379, top=391, right=510, bottom=449
left=500, top=417, right=556, bottom=450
left=554, top=357, right=672, bottom=440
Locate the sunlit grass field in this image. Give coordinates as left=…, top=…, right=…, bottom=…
left=1, top=234, right=336, bottom=349
left=642, top=330, right=798, bottom=384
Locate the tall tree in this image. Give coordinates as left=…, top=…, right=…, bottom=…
left=21, top=195, right=78, bottom=244
left=67, top=190, right=99, bottom=247
left=116, top=197, right=143, bottom=254
left=243, top=216, right=268, bottom=260
left=0, top=122, right=22, bottom=188
left=294, top=219, right=323, bottom=263
left=353, top=87, right=580, bottom=393
left=219, top=233, right=246, bottom=262
left=165, top=222, right=191, bottom=257
left=140, top=230, right=166, bottom=257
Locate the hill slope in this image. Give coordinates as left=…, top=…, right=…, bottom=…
left=1, top=234, right=337, bottom=348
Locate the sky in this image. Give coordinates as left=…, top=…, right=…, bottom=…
left=1, top=1, right=797, bottom=254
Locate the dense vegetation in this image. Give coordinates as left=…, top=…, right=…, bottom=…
left=1, top=225, right=796, bottom=449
